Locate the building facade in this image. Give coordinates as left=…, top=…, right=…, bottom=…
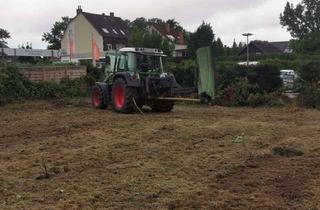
left=61, top=6, right=130, bottom=62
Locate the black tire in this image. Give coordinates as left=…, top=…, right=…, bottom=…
left=151, top=100, right=174, bottom=112
left=112, top=78, right=140, bottom=113
left=91, top=85, right=107, bottom=109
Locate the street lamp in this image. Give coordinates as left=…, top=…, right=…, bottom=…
left=242, top=33, right=253, bottom=66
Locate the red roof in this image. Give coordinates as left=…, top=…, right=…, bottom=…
left=153, top=24, right=185, bottom=45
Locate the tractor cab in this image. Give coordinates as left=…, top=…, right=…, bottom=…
left=93, top=48, right=179, bottom=113
left=104, top=48, right=167, bottom=81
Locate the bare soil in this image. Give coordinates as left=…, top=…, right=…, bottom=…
left=1, top=100, right=320, bottom=210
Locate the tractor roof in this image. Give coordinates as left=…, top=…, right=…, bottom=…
left=119, top=48, right=165, bottom=56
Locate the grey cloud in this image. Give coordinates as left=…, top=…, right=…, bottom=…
left=1, top=0, right=301, bottom=48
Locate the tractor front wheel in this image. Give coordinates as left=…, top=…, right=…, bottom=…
left=112, top=78, right=140, bottom=113
left=91, top=85, right=107, bottom=109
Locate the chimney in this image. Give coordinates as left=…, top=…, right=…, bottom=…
left=165, top=23, right=170, bottom=33
left=102, top=13, right=106, bottom=16
left=177, top=31, right=185, bottom=45
left=77, top=5, right=82, bottom=15
left=110, top=12, right=114, bottom=18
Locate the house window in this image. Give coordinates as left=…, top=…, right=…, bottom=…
left=112, top=29, right=118, bottom=34
left=102, top=28, right=109, bottom=34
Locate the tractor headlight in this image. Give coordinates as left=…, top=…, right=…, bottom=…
left=160, top=73, right=168, bottom=78
left=131, top=72, right=140, bottom=80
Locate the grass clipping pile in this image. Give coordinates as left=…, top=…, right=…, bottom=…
left=1, top=101, right=320, bottom=209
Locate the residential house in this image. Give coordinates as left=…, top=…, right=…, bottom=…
left=239, top=40, right=292, bottom=56
left=61, top=6, right=130, bottom=62
left=149, top=23, right=188, bottom=58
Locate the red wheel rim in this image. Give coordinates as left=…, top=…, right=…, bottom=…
left=92, top=89, right=101, bottom=107
left=115, top=85, right=125, bottom=109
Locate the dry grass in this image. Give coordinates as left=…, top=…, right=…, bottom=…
left=0, top=100, right=320, bottom=209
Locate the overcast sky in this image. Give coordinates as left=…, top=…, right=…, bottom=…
left=1, top=0, right=300, bottom=49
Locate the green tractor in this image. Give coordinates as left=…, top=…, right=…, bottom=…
left=92, top=48, right=185, bottom=113
left=91, top=47, right=215, bottom=113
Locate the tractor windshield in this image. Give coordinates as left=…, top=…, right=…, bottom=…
left=127, top=53, right=163, bottom=73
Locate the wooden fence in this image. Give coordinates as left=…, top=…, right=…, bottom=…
left=19, top=66, right=87, bottom=82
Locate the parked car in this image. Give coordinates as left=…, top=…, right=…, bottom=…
left=280, top=69, right=296, bottom=90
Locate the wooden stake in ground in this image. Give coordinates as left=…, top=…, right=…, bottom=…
left=36, top=156, right=50, bottom=180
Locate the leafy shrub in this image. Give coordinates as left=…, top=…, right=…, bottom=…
left=297, top=61, right=320, bottom=83
left=296, top=61, right=320, bottom=109
left=298, top=84, right=320, bottom=109
left=0, top=63, right=90, bottom=105
left=166, top=59, right=197, bottom=87
left=216, top=64, right=284, bottom=107
left=217, top=64, right=282, bottom=94
left=249, top=64, right=282, bottom=92
left=247, top=93, right=275, bottom=107
left=0, top=64, right=33, bottom=104
left=31, top=82, right=64, bottom=99
left=79, top=60, right=105, bottom=82
left=218, top=78, right=256, bottom=106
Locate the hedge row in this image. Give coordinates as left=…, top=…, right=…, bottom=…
left=216, top=64, right=283, bottom=107
left=0, top=63, right=95, bottom=105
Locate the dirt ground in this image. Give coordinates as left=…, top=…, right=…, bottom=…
left=1, top=100, right=320, bottom=210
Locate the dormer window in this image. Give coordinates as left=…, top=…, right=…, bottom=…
left=120, top=30, right=126, bottom=35
left=102, top=28, right=109, bottom=34
left=112, top=29, right=118, bottom=34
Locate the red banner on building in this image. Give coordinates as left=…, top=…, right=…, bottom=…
left=92, top=38, right=100, bottom=61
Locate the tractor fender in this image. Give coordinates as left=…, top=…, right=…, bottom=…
left=113, top=72, right=142, bottom=87
left=95, top=82, right=110, bottom=104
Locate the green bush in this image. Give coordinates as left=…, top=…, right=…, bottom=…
left=298, top=84, right=320, bottom=109
left=216, top=64, right=283, bottom=107
left=247, top=93, right=273, bottom=107
left=249, top=64, right=282, bottom=93
left=296, top=61, right=320, bottom=109
left=218, top=78, right=256, bottom=106
left=217, top=64, right=282, bottom=93
left=79, top=60, right=105, bottom=82
left=0, top=63, right=90, bottom=105
left=166, top=59, right=197, bottom=87
left=297, top=61, right=320, bottom=83
left=0, top=64, right=33, bottom=104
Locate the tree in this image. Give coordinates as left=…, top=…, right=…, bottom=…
left=128, top=17, right=176, bottom=57
left=166, top=19, right=183, bottom=31
left=280, top=0, right=320, bottom=54
left=187, top=22, right=214, bottom=58
left=212, top=38, right=224, bottom=57
left=42, top=16, right=71, bottom=49
left=280, top=0, right=320, bottom=39
left=148, top=18, right=165, bottom=25
left=0, top=28, right=11, bottom=47
left=129, top=29, right=174, bottom=57
left=231, top=39, right=240, bottom=55
left=130, top=17, right=148, bottom=31
left=128, top=18, right=174, bottom=56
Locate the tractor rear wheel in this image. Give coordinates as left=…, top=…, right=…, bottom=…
left=91, top=85, right=107, bottom=109
left=112, top=78, right=140, bottom=113
left=151, top=100, right=174, bottom=112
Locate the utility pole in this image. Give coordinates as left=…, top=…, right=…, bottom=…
left=242, top=33, right=253, bottom=66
